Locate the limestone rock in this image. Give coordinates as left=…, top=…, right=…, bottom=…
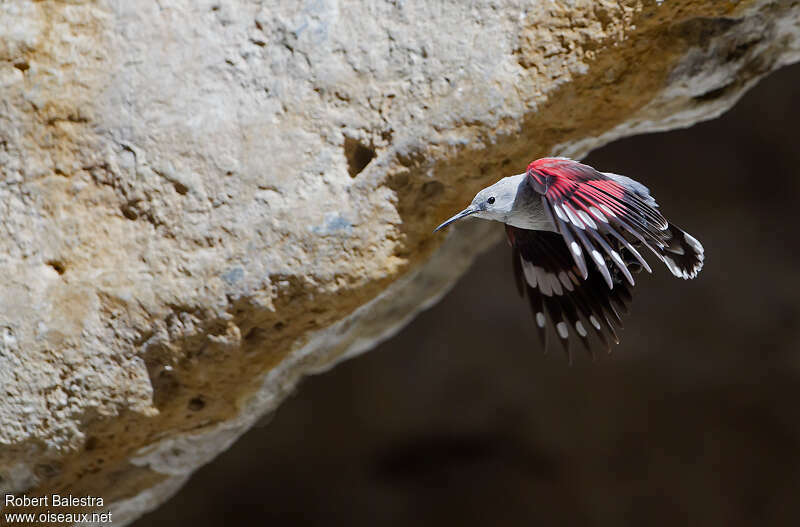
left=0, top=0, right=798, bottom=524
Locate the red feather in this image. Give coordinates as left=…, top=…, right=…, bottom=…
left=502, top=158, right=704, bottom=356
left=524, top=157, right=674, bottom=288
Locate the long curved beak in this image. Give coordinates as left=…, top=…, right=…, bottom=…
left=433, top=206, right=478, bottom=232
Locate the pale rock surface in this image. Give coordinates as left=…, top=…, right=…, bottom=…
left=0, top=0, right=798, bottom=524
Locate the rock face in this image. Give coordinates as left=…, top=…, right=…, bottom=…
left=0, top=0, right=798, bottom=523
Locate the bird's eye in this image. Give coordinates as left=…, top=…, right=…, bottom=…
left=487, top=196, right=495, bottom=204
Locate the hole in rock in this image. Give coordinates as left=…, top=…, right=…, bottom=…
left=188, top=396, right=206, bottom=411
left=344, top=136, right=376, bottom=177
left=46, top=260, right=66, bottom=275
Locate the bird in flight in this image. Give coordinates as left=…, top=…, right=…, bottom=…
left=434, top=157, right=704, bottom=360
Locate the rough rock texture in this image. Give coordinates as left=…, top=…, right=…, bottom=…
left=0, top=0, right=798, bottom=524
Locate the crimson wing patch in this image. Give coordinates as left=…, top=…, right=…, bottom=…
left=526, top=157, right=673, bottom=287
left=506, top=226, right=635, bottom=360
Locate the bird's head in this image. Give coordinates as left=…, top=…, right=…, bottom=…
left=434, top=174, right=525, bottom=232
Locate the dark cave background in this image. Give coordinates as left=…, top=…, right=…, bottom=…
left=136, top=63, right=800, bottom=527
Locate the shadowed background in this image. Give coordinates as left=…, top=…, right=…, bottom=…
left=136, top=63, right=800, bottom=527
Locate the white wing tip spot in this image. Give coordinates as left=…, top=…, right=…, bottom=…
left=550, top=273, right=563, bottom=296
left=558, top=271, right=574, bottom=291
left=575, top=321, right=588, bottom=337
left=556, top=322, right=569, bottom=339
left=578, top=210, right=597, bottom=229
left=599, top=204, right=616, bottom=217
left=589, top=206, right=608, bottom=223
left=564, top=207, right=585, bottom=229
left=536, top=266, right=553, bottom=296
left=684, top=232, right=704, bottom=254
left=521, top=259, right=538, bottom=288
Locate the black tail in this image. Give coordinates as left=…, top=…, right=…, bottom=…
left=657, top=224, right=704, bottom=279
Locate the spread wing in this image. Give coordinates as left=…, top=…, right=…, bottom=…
left=526, top=157, right=671, bottom=288
left=506, top=225, right=637, bottom=361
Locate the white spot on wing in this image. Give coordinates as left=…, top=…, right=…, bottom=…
left=590, top=316, right=601, bottom=329
left=536, top=267, right=553, bottom=296
left=575, top=321, right=587, bottom=337
left=558, top=271, right=574, bottom=291
left=521, top=259, right=538, bottom=288
left=589, top=206, right=608, bottom=223
left=683, top=232, right=704, bottom=254
left=570, top=242, right=582, bottom=256
left=536, top=312, right=546, bottom=327
left=550, top=273, right=563, bottom=295
left=578, top=210, right=597, bottom=229
left=599, top=204, right=616, bottom=217
left=564, top=206, right=585, bottom=229
left=556, top=322, right=568, bottom=339
left=553, top=204, right=568, bottom=222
